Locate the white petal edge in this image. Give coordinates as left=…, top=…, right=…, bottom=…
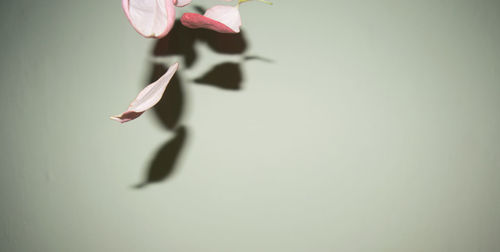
left=204, top=5, right=241, bottom=33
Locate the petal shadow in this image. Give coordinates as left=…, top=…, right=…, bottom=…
left=198, top=29, right=247, bottom=54
left=134, top=126, right=188, bottom=189
left=147, top=63, right=184, bottom=130
left=194, top=62, right=243, bottom=90
left=153, top=20, right=198, bottom=68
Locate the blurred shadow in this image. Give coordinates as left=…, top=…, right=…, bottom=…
left=148, top=63, right=184, bottom=130
left=194, top=62, right=243, bottom=90
left=193, top=6, right=205, bottom=14
left=137, top=19, right=259, bottom=188
left=153, top=21, right=198, bottom=67
left=198, top=29, right=247, bottom=55
left=243, top=55, right=274, bottom=63
left=153, top=20, right=247, bottom=68
left=134, top=126, right=188, bottom=189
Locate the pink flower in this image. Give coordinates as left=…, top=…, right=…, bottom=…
left=111, top=63, right=179, bottom=123
left=122, top=0, right=190, bottom=38
left=180, top=5, right=242, bottom=33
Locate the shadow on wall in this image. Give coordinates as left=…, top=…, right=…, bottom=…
left=134, top=15, right=268, bottom=189
left=134, top=126, right=187, bottom=189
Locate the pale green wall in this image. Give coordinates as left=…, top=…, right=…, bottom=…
left=1, top=0, right=500, bottom=251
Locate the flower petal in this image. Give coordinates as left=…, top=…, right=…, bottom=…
left=122, top=0, right=176, bottom=38
left=110, top=111, right=144, bottom=123
left=111, top=63, right=179, bottom=123
left=204, top=5, right=241, bottom=32
left=173, top=0, right=191, bottom=7
left=180, top=5, right=241, bottom=33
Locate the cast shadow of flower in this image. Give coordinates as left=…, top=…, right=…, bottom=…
left=134, top=16, right=271, bottom=189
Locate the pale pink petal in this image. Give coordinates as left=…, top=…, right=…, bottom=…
left=204, top=5, right=241, bottom=32
left=173, top=0, right=191, bottom=7
left=111, top=63, right=179, bottom=123
left=122, top=0, right=176, bottom=38
left=180, top=5, right=241, bottom=33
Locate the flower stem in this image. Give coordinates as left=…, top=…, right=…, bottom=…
left=238, top=0, right=273, bottom=6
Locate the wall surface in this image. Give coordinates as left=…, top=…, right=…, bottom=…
left=1, top=0, right=500, bottom=251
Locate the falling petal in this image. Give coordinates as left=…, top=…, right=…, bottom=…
left=110, top=111, right=144, bottom=123
left=122, top=0, right=176, bottom=38
left=111, top=63, right=179, bottom=123
left=180, top=5, right=241, bottom=33
left=173, top=0, right=191, bottom=7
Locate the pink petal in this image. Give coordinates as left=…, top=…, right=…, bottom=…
left=173, top=0, right=191, bottom=7
left=110, top=111, right=144, bottom=123
left=180, top=5, right=241, bottom=33
left=122, top=0, right=176, bottom=38
left=111, top=63, right=179, bottom=123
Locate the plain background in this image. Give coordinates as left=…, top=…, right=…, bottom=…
left=1, top=0, right=499, bottom=251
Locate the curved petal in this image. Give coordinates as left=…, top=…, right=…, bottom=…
left=122, top=0, right=176, bottom=38
left=111, top=63, right=179, bottom=123
left=180, top=5, right=241, bottom=33
left=173, top=0, right=191, bottom=7
left=204, top=5, right=241, bottom=32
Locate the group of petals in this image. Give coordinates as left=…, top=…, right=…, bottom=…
left=122, top=0, right=241, bottom=38
left=114, top=0, right=244, bottom=123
